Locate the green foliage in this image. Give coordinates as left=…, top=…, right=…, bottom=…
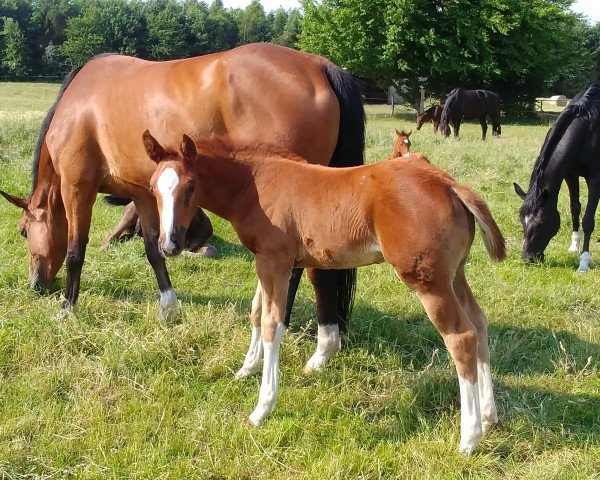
left=300, top=0, right=597, bottom=110
left=0, top=15, right=28, bottom=75
left=237, top=0, right=270, bottom=44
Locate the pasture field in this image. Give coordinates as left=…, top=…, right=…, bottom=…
left=0, top=83, right=598, bottom=479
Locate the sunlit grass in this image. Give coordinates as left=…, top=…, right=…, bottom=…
left=0, top=85, right=598, bottom=478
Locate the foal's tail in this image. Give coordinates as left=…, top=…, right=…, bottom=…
left=324, top=63, right=366, bottom=329
left=451, top=184, right=506, bottom=262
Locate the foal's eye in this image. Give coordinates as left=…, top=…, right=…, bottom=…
left=183, top=182, right=195, bottom=208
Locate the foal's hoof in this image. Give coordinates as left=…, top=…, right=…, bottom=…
left=481, top=417, right=497, bottom=434
left=235, top=365, right=261, bottom=379
left=459, top=428, right=483, bottom=456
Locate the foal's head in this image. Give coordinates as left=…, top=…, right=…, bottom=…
left=144, top=130, right=200, bottom=257
left=390, top=129, right=412, bottom=158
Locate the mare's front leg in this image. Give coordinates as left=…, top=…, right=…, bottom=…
left=248, top=260, right=291, bottom=427
left=577, top=178, right=600, bottom=272
left=303, top=268, right=341, bottom=373
left=59, top=180, right=97, bottom=317
left=565, top=175, right=582, bottom=253
left=453, top=119, right=461, bottom=138
left=134, top=196, right=179, bottom=319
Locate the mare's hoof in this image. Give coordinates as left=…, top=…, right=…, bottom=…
left=183, top=243, right=218, bottom=258
left=55, top=307, right=76, bottom=321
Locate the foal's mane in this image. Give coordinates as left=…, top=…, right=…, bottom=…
left=193, top=136, right=309, bottom=165
left=525, top=84, right=600, bottom=205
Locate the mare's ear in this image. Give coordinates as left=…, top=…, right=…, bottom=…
left=513, top=182, right=526, bottom=199
left=0, top=190, right=28, bottom=210
left=180, top=134, right=197, bottom=162
left=142, top=130, right=167, bottom=164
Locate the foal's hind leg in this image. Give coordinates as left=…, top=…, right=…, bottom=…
left=101, top=202, right=138, bottom=249
left=453, top=267, right=497, bottom=432
left=134, top=196, right=179, bottom=319
left=409, top=281, right=483, bottom=454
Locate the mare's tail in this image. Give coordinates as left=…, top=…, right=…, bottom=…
left=324, top=63, right=366, bottom=329
left=451, top=184, right=507, bottom=262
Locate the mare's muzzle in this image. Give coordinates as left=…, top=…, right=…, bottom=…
left=29, top=273, right=57, bottom=294
left=521, top=250, right=544, bottom=263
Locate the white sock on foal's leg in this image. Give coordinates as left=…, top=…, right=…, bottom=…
left=577, top=251, right=592, bottom=273
left=458, top=375, right=483, bottom=455
left=304, top=324, right=341, bottom=373
left=249, top=323, right=286, bottom=427
left=477, top=360, right=497, bottom=433
left=235, top=326, right=263, bottom=379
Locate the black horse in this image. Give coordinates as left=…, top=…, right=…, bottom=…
left=439, top=88, right=501, bottom=139
left=513, top=83, right=600, bottom=272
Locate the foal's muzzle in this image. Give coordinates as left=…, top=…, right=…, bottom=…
left=159, top=226, right=187, bottom=257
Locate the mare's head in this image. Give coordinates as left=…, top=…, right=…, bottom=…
left=513, top=182, right=560, bottom=262
left=144, top=130, right=200, bottom=257
left=0, top=190, right=67, bottom=292
left=390, top=129, right=412, bottom=158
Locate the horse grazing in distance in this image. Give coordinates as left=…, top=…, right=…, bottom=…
left=513, top=84, right=600, bottom=272
left=145, top=131, right=506, bottom=455
left=439, top=88, right=501, bottom=139
left=0, top=42, right=365, bottom=356
left=388, top=129, right=412, bottom=158
left=416, top=104, right=444, bottom=132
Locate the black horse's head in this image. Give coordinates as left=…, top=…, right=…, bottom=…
left=514, top=183, right=560, bottom=262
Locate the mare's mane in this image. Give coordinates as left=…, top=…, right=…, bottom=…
left=439, top=88, right=460, bottom=130
left=525, top=84, right=600, bottom=207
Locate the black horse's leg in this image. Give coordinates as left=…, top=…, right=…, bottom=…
left=479, top=116, right=488, bottom=140
left=134, top=197, right=179, bottom=319
left=565, top=174, right=582, bottom=253
left=492, top=115, right=501, bottom=136
left=284, top=268, right=304, bottom=327
left=303, top=268, right=342, bottom=373
left=453, top=118, right=461, bottom=138
left=577, top=178, right=600, bottom=272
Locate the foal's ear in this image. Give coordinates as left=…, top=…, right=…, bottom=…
left=0, top=190, right=28, bottom=210
left=513, top=182, right=527, bottom=199
left=142, top=130, right=167, bottom=164
left=395, top=128, right=401, bottom=137
left=180, top=134, right=197, bottom=162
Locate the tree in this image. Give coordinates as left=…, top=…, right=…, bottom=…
left=205, top=0, right=238, bottom=52
left=237, top=0, right=270, bottom=44
left=271, top=8, right=302, bottom=48
left=1, top=16, right=29, bottom=75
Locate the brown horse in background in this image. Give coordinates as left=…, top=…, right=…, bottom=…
left=0, top=43, right=364, bottom=354
left=388, top=129, right=412, bottom=158
left=416, top=104, right=444, bottom=132
left=145, top=132, right=506, bottom=455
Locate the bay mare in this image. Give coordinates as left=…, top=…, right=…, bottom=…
left=145, top=132, right=506, bottom=455
left=439, top=88, right=501, bottom=140
left=513, top=83, right=600, bottom=272
left=0, top=43, right=365, bottom=353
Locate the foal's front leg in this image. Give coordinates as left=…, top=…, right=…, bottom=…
left=248, top=264, right=291, bottom=427
left=235, top=281, right=264, bottom=379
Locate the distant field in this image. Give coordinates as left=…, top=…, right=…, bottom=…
left=0, top=83, right=598, bottom=479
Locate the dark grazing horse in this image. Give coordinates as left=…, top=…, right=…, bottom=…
left=416, top=104, right=444, bottom=132
left=0, top=43, right=365, bottom=364
left=513, top=84, right=600, bottom=272
left=439, top=88, right=501, bottom=140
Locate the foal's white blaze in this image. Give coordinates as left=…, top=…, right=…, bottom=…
left=568, top=230, right=580, bottom=253
left=477, top=360, right=497, bottom=432
left=249, top=323, right=286, bottom=426
left=156, top=167, right=180, bottom=251
left=403, top=139, right=410, bottom=144
left=304, top=324, right=341, bottom=373
left=577, top=251, right=592, bottom=273
left=403, top=152, right=411, bottom=157
left=235, top=326, right=263, bottom=379
left=458, top=376, right=483, bottom=455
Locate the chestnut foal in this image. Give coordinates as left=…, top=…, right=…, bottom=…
left=145, top=132, right=506, bottom=455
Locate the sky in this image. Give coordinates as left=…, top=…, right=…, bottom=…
left=222, top=0, right=600, bottom=22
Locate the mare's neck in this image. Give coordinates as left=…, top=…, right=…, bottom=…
left=30, top=149, right=64, bottom=216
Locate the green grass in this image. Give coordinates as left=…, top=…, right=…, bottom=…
left=0, top=84, right=599, bottom=479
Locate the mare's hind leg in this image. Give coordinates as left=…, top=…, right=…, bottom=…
left=59, top=181, right=97, bottom=316
left=134, top=196, right=179, bottom=319
left=565, top=175, right=581, bottom=253
left=402, top=275, right=483, bottom=454
left=453, top=266, right=497, bottom=432
left=479, top=116, right=488, bottom=140
left=303, top=268, right=342, bottom=373
left=101, top=202, right=138, bottom=249
left=236, top=281, right=264, bottom=379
